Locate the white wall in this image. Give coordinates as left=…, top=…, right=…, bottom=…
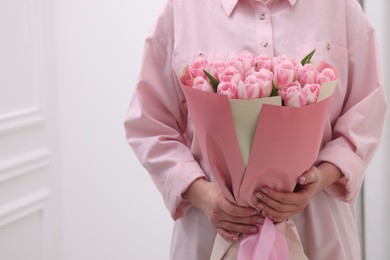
left=54, top=0, right=173, bottom=259
left=363, top=0, right=390, bottom=259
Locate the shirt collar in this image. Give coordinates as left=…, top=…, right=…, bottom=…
left=221, top=0, right=298, bottom=16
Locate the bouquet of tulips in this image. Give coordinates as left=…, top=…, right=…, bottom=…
left=178, top=50, right=337, bottom=260
left=180, top=50, right=336, bottom=106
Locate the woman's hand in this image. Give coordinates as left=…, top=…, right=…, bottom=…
left=254, top=163, right=343, bottom=223
left=183, top=179, right=264, bottom=241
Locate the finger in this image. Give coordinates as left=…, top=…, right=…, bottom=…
left=219, top=211, right=265, bottom=226
left=218, top=221, right=259, bottom=236
left=221, top=199, right=259, bottom=218
left=257, top=192, right=298, bottom=213
left=256, top=188, right=301, bottom=206
left=298, top=166, right=320, bottom=185
left=259, top=204, right=292, bottom=223
left=260, top=199, right=299, bottom=222
left=217, top=228, right=242, bottom=242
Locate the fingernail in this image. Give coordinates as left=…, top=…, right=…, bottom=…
left=299, top=176, right=306, bottom=184
left=257, top=217, right=264, bottom=224
left=261, top=188, right=268, bottom=194
left=251, top=210, right=259, bottom=216
left=251, top=227, right=258, bottom=233
left=233, top=236, right=240, bottom=242
left=256, top=193, right=263, bottom=200
left=257, top=204, right=264, bottom=210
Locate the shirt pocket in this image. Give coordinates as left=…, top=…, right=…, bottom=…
left=296, top=41, right=348, bottom=129
left=295, top=41, right=348, bottom=63
left=295, top=41, right=348, bottom=82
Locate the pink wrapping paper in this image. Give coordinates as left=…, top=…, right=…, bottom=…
left=182, top=85, right=333, bottom=206
left=181, top=82, right=335, bottom=259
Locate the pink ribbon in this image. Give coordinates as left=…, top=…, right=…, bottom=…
left=238, top=217, right=291, bottom=260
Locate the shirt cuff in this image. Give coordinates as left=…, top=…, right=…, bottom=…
left=317, top=142, right=366, bottom=203
left=163, top=161, right=206, bottom=220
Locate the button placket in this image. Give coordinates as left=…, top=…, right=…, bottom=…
left=255, top=6, right=273, bottom=55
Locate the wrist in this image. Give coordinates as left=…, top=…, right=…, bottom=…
left=182, top=177, right=209, bottom=209
left=317, top=162, right=343, bottom=190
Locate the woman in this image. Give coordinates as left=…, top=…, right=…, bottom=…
left=124, top=0, right=387, bottom=259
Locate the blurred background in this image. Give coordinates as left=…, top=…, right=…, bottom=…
left=0, top=0, right=388, bottom=259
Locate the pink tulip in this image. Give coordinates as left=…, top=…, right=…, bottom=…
left=218, top=66, right=242, bottom=84
left=180, top=66, right=194, bottom=87
left=247, top=68, right=273, bottom=97
left=217, top=81, right=238, bottom=99
left=229, top=52, right=256, bottom=77
left=209, top=60, right=227, bottom=79
left=280, top=81, right=310, bottom=107
left=272, top=55, right=290, bottom=67
left=302, top=83, right=321, bottom=104
left=317, top=68, right=337, bottom=85
left=274, top=60, right=296, bottom=90
left=237, top=80, right=260, bottom=99
left=189, top=55, right=209, bottom=78
left=298, top=64, right=319, bottom=85
left=193, top=76, right=213, bottom=93
left=255, top=55, right=274, bottom=72
left=279, top=81, right=300, bottom=100
left=273, top=55, right=300, bottom=67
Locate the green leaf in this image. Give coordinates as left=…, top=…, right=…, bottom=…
left=203, top=69, right=219, bottom=93
left=270, top=80, right=279, bottom=97
left=300, top=49, right=316, bottom=65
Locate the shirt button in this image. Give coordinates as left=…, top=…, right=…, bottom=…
left=326, top=43, right=331, bottom=50
left=259, top=14, right=266, bottom=20
left=263, top=42, right=269, bottom=48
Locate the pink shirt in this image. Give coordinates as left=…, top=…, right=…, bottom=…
left=125, top=0, right=387, bottom=259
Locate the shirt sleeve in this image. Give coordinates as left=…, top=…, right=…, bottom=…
left=317, top=6, right=387, bottom=202
left=124, top=0, right=206, bottom=220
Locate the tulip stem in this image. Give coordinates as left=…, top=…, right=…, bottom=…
left=270, top=81, right=279, bottom=97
